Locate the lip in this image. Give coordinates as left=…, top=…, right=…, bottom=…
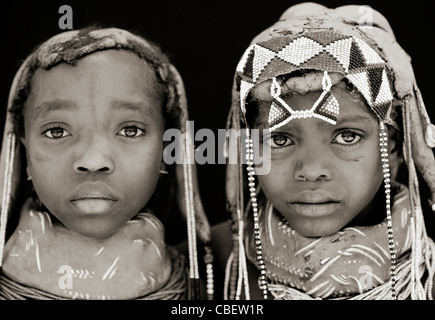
left=287, top=190, right=341, bottom=217
left=70, top=183, right=118, bottom=214
left=71, top=198, right=117, bottom=214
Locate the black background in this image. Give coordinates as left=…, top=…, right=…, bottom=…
left=1, top=0, right=434, bottom=243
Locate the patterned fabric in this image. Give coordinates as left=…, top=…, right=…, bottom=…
left=236, top=30, right=394, bottom=130
left=0, top=246, right=187, bottom=300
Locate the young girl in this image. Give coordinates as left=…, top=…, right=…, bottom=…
left=0, top=27, right=213, bottom=300
left=220, top=2, right=435, bottom=300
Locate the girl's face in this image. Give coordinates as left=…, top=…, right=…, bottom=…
left=254, top=83, right=387, bottom=237
left=23, top=50, right=165, bottom=239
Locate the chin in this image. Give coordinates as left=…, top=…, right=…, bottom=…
left=79, top=229, right=117, bottom=240
left=65, top=220, right=122, bottom=240
left=292, top=221, right=345, bottom=238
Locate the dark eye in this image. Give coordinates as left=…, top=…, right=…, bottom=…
left=334, top=131, right=361, bottom=145
left=43, top=127, right=71, bottom=139
left=265, top=134, right=294, bottom=148
left=117, top=126, right=145, bottom=138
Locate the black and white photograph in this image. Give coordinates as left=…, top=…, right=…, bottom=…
left=1, top=0, right=434, bottom=312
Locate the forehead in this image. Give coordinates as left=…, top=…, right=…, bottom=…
left=291, top=81, right=370, bottom=113
left=33, top=49, right=158, bottom=92
left=26, top=50, right=162, bottom=117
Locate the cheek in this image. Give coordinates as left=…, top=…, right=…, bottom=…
left=352, top=148, right=383, bottom=183
left=341, top=155, right=384, bottom=206
left=27, top=148, right=65, bottom=185
left=364, top=160, right=384, bottom=192
left=119, top=139, right=163, bottom=199
left=257, top=163, right=288, bottom=201
left=26, top=148, right=70, bottom=209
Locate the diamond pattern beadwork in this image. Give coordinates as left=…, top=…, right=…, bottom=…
left=277, top=37, right=324, bottom=66
left=268, top=71, right=340, bottom=130
left=236, top=30, right=394, bottom=129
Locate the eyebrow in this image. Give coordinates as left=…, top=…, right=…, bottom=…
left=31, top=99, right=156, bottom=121
left=32, top=100, right=76, bottom=120
left=334, top=114, right=375, bottom=126
left=255, top=114, right=376, bottom=131
left=109, top=100, right=155, bottom=120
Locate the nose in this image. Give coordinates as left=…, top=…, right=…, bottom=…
left=73, top=137, right=114, bottom=174
left=293, top=142, right=332, bottom=182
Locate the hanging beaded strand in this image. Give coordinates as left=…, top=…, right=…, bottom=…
left=204, top=245, right=214, bottom=300
left=235, top=208, right=250, bottom=300
left=182, top=127, right=200, bottom=299
left=379, top=121, right=397, bottom=299
left=245, top=128, right=268, bottom=300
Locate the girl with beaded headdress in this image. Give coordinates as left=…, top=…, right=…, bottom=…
left=0, top=27, right=213, bottom=300
left=220, top=2, right=435, bottom=300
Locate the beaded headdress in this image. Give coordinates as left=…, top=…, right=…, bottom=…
left=0, top=28, right=213, bottom=300
left=225, top=3, right=435, bottom=300
left=236, top=30, right=394, bottom=130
